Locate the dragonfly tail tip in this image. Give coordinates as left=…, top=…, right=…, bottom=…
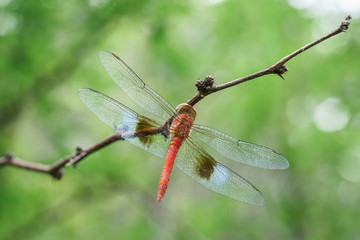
left=157, top=194, right=163, bottom=202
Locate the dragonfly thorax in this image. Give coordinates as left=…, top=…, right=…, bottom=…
left=171, top=104, right=196, bottom=139
left=170, top=114, right=194, bottom=140
left=175, top=103, right=196, bottom=120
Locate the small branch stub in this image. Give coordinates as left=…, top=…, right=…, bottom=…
left=340, top=15, right=351, bottom=32
left=50, top=169, right=63, bottom=180
left=274, top=65, right=288, bottom=80
left=5, top=153, right=13, bottom=163
left=195, top=75, right=215, bottom=96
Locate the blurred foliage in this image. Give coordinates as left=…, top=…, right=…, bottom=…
left=1, top=0, right=359, bottom=239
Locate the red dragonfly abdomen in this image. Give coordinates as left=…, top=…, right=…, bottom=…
left=157, top=136, right=182, bottom=202
left=157, top=104, right=196, bottom=202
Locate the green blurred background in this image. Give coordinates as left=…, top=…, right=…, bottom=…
left=1, top=0, right=359, bottom=239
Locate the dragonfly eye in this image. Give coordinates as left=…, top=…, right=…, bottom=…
left=176, top=103, right=196, bottom=119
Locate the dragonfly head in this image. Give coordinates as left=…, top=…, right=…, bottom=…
left=176, top=103, right=196, bottom=120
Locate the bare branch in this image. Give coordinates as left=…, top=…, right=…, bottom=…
left=187, top=15, right=351, bottom=106
left=0, top=133, right=124, bottom=179
left=0, top=153, right=52, bottom=174
left=0, top=16, right=351, bottom=178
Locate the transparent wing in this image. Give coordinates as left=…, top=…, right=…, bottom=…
left=78, top=88, right=170, bottom=158
left=191, top=125, right=289, bottom=170
left=78, top=89, right=265, bottom=205
left=99, top=51, right=176, bottom=120
left=175, top=137, right=265, bottom=206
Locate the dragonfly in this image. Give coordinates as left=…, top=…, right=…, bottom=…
left=78, top=51, right=289, bottom=206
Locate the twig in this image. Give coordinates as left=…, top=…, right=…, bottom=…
left=0, top=133, right=124, bottom=179
left=187, top=15, right=351, bottom=106
left=0, top=15, right=351, bottom=178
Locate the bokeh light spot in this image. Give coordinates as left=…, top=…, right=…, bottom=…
left=312, top=97, right=349, bottom=132
left=340, top=147, right=360, bottom=182
left=0, top=11, right=18, bottom=36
